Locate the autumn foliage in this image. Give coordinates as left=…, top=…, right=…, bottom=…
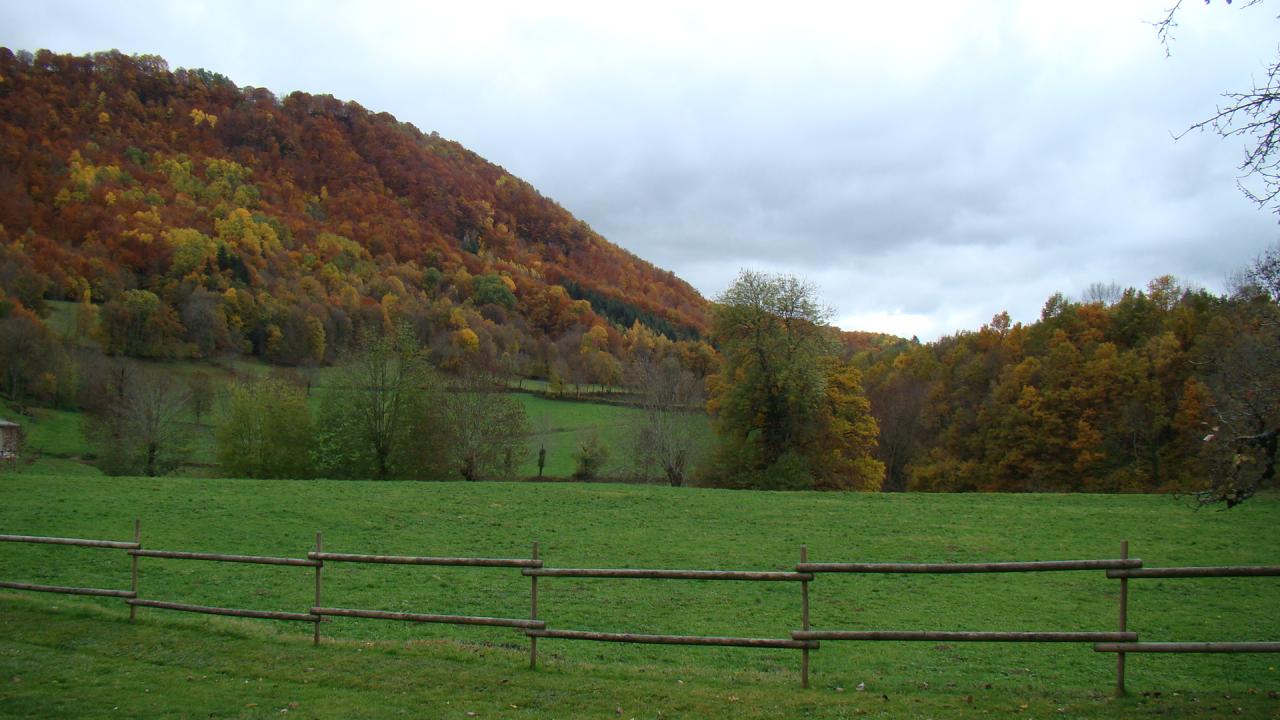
left=0, top=48, right=709, bottom=380
left=856, top=277, right=1235, bottom=494
left=3, top=49, right=1275, bottom=497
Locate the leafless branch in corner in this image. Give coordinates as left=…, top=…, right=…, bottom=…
left=1152, top=0, right=1187, bottom=54
left=1158, top=0, right=1280, bottom=214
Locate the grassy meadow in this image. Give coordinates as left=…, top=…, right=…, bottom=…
left=0, top=353, right=713, bottom=483
left=516, top=393, right=712, bottom=478
left=1, top=475, right=1277, bottom=718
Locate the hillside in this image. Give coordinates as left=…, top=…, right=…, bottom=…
left=6, top=49, right=1278, bottom=500
left=0, top=48, right=710, bottom=375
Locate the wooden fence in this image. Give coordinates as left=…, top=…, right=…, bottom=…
left=1, top=524, right=1277, bottom=694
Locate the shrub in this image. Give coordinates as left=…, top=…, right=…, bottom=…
left=572, top=432, right=610, bottom=481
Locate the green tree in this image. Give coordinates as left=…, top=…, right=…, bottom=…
left=572, top=431, right=610, bottom=481
left=164, top=227, right=220, bottom=280
left=313, top=331, right=446, bottom=480
left=471, top=273, right=516, bottom=310
left=707, top=270, right=882, bottom=490
left=441, top=371, right=529, bottom=481
left=216, top=377, right=315, bottom=478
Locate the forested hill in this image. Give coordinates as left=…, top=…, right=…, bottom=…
left=0, top=48, right=710, bottom=372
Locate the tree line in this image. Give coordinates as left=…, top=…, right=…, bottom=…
left=0, top=269, right=874, bottom=491
left=855, top=250, right=1280, bottom=506
left=0, top=305, right=719, bottom=484
left=61, top=331, right=529, bottom=482
left=2, top=256, right=1277, bottom=506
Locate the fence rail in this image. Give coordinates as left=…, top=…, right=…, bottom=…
left=2, top=524, right=1277, bottom=695
left=792, top=630, right=1138, bottom=642
left=522, top=567, right=811, bottom=581
left=1096, top=559, right=1280, bottom=691
left=309, top=551, right=541, bottom=568
left=526, top=628, right=819, bottom=649
left=1096, top=642, right=1280, bottom=653
left=0, top=533, right=139, bottom=549
left=131, top=549, right=320, bottom=567
left=0, top=580, right=135, bottom=598
left=305, top=536, right=542, bottom=657
left=127, top=598, right=321, bottom=623
left=796, top=559, right=1141, bottom=573
left=312, top=606, right=545, bottom=629
left=523, top=553, right=814, bottom=681
left=1106, top=565, right=1280, bottom=578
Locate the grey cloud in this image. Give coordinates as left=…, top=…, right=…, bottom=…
left=2, top=1, right=1278, bottom=339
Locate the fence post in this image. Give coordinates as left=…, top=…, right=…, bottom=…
left=801, top=545, right=810, bottom=689
left=530, top=541, right=540, bottom=670
left=129, top=518, right=140, bottom=621
left=1116, top=540, right=1128, bottom=697
left=314, top=532, right=323, bottom=646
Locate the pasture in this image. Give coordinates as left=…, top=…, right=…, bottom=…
left=0, top=366, right=713, bottom=482
left=0, top=475, right=1277, bottom=717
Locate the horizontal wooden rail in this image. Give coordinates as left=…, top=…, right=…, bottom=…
left=793, top=630, right=1138, bottom=642
left=797, top=559, right=1141, bottom=574
left=524, top=567, right=812, bottom=581
left=0, top=580, right=136, bottom=598
left=1106, top=566, right=1280, bottom=579
left=131, top=549, right=319, bottom=567
left=526, top=628, right=818, bottom=649
left=0, top=533, right=139, bottom=550
left=9, top=524, right=1274, bottom=694
left=1096, top=642, right=1280, bottom=653
left=312, top=606, right=546, bottom=629
left=127, top=598, right=320, bottom=622
left=308, top=552, right=541, bottom=568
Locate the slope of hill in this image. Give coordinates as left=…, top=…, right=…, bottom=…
left=0, top=48, right=709, bottom=374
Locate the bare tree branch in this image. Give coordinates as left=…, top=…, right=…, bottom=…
left=1159, top=0, right=1280, bottom=214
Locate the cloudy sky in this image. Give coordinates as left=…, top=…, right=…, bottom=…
left=4, top=1, right=1278, bottom=339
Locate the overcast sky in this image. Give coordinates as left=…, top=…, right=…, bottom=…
left=4, top=1, right=1278, bottom=339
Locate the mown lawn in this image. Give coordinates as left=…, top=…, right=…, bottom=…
left=0, top=476, right=1277, bottom=718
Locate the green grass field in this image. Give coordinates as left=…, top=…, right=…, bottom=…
left=0, top=400, right=88, bottom=461
left=1, top=380, right=711, bottom=481
left=517, top=393, right=712, bottom=478
left=0, top=475, right=1277, bottom=718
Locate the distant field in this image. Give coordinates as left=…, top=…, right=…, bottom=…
left=0, top=400, right=87, bottom=460
left=0, top=379, right=711, bottom=479
left=517, top=392, right=712, bottom=478
left=0, top=476, right=1277, bottom=718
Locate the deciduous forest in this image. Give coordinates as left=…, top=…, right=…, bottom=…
left=0, top=48, right=711, bottom=382
left=855, top=268, right=1279, bottom=504
left=1, top=48, right=1276, bottom=501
